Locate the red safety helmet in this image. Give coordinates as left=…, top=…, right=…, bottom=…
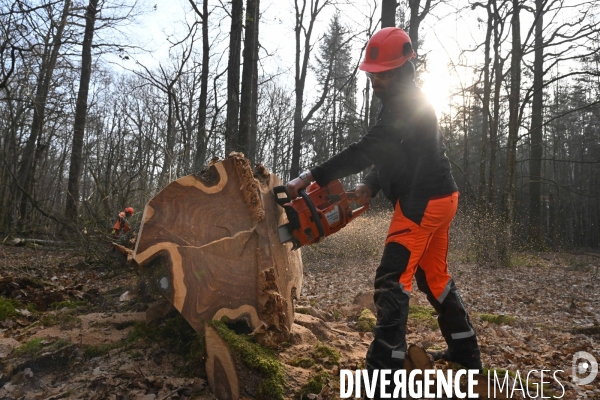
left=125, top=207, right=134, bottom=215
left=359, top=27, right=416, bottom=73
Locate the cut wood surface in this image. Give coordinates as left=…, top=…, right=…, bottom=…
left=133, top=153, right=302, bottom=338
left=205, top=326, right=240, bottom=400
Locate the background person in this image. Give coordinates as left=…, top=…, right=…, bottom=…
left=111, top=207, right=134, bottom=240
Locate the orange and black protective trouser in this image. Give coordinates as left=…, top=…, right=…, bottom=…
left=365, top=192, right=482, bottom=381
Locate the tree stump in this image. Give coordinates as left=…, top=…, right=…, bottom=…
left=133, top=154, right=302, bottom=398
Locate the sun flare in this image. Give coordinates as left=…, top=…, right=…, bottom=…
left=419, top=71, right=450, bottom=118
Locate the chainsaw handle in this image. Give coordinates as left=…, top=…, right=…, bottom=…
left=274, top=185, right=325, bottom=240
left=273, top=185, right=292, bottom=207
left=349, top=202, right=370, bottom=221
left=299, top=189, right=325, bottom=241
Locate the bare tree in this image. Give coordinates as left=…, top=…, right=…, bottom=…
left=476, top=0, right=493, bottom=202
left=528, top=0, right=544, bottom=245
left=407, top=0, right=433, bottom=60
left=381, top=0, right=397, bottom=27
left=188, top=0, right=211, bottom=172
left=238, top=0, right=259, bottom=160
left=289, top=0, right=334, bottom=179
left=224, top=0, right=243, bottom=155
left=499, top=0, right=522, bottom=265
left=65, top=0, right=98, bottom=216
left=14, top=0, right=71, bottom=228
left=487, top=0, right=509, bottom=206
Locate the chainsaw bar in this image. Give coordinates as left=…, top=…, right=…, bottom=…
left=277, top=224, right=295, bottom=246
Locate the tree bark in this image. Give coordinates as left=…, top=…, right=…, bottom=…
left=225, top=0, right=244, bottom=155
left=189, top=0, right=210, bottom=171
left=462, top=91, right=470, bottom=201
left=381, top=0, right=397, bottom=28
left=65, top=0, right=97, bottom=216
left=500, top=0, right=521, bottom=266
left=367, top=0, right=398, bottom=129
left=249, top=36, right=259, bottom=163
left=290, top=0, right=332, bottom=179
left=159, top=82, right=176, bottom=187
left=478, top=0, right=493, bottom=203
left=238, top=0, right=260, bottom=159
left=488, top=0, right=504, bottom=206
left=528, top=0, right=544, bottom=246
left=407, top=0, right=432, bottom=60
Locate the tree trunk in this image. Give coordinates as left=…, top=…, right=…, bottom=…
left=65, top=0, right=98, bottom=216
left=290, top=97, right=304, bottom=179
left=407, top=0, right=432, bottom=62
left=2, top=89, right=29, bottom=230
left=190, top=0, right=210, bottom=171
left=462, top=92, right=470, bottom=201
left=249, top=41, right=259, bottom=163
left=478, top=0, right=493, bottom=203
left=133, top=155, right=303, bottom=397
left=238, top=0, right=260, bottom=159
left=290, top=0, right=332, bottom=179
left=488, top=0, right=503, bottom=207
left=159, top=88, right=176, bottom=187
left=363, top=76, right=370, bottom=130
left=381, top=0, right=397, bottom=28
left=366, top=0, right=397, bottom=131
left=500, top=0, right=521, bottom=266
left=17, top=0, right=71, bottom=228
left=528, top=0, right=544, bottom=246
left=225, top=0, right=244, bottom=155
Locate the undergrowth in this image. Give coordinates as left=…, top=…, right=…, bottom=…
left=0, top=296, right=36, bottom=320
left=210, top=319, right=285, bottom=400
left=312, top=343, right=340, bottom=367
left=83, top=313, right=205, bottom=377
left=296, top=371, right=331, bottom=399
left=0, top=296, right=16, bottom=321
left=408, top=305, right=438, bottom=329
left=479, top=313, right=516, bottom=325
left=130, top=313, right=205, bottom=377
left=14, top=338, right=70, bottom=357
left=357, top=308, right=376, bottom=332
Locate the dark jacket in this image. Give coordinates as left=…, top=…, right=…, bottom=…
left=310, top=84, right=457, bottom=207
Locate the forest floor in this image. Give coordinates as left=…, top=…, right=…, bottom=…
left=0, top=213, right=599, bottom=399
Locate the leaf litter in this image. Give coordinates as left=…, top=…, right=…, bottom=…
left=0, top=211, right=598, bottom=399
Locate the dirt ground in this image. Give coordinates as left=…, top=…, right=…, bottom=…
left=1, top=213, right=599, bottom=399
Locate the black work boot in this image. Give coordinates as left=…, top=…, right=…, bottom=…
left=428, top=347, right=483, bottom=372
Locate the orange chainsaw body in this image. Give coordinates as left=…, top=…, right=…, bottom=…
left=274, top=180, right=369, bottom=249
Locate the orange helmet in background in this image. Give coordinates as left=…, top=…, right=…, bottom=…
left=125, top=207, right=134, bottom=215
left=359, top=28, right=416, bottom=73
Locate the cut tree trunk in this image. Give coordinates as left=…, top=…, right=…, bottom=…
left=133, top=154, right=302, bottom=398
left=205, top=326, right=240, bottom=400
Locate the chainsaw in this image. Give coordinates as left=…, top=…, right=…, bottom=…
left=273, top=179, right=369, bottom=250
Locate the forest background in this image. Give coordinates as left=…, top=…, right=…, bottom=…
left=1, top=0, right=599, bottom=266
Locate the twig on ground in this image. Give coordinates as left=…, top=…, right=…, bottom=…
left=159, top=388, right=182, bottom=400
